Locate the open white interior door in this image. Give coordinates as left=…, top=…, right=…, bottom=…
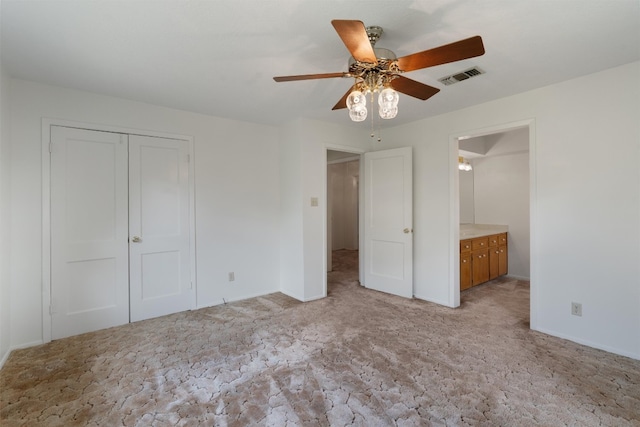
left=363, top=147, right=413, bottom=298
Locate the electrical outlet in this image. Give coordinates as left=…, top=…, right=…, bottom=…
left=228, top=272, right=235, bottom=282
left=571, top=302, right=582, bottom=317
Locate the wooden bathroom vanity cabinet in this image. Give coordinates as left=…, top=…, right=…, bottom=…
left=460, top=226, right=508, bottom=291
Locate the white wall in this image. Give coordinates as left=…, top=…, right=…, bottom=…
left=459, top=169, right=474, bottom=223
left=278, top=121, right=305, bottom=300
left=474, top=152, right=530, bottom=279
left=329, top=160, right=359, bottom=251
left=0, top=64, right=12, bottom=365
left=280, top=118, right=369, bottom=301
left=7, top=78, right=281, bottom=349
left=379, top=61, right=640, bottom=359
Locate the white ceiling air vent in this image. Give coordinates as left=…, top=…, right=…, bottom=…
left=438, top=67, right=485, bottom=86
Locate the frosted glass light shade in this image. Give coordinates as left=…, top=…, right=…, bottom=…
left=378, top=88, right=399, bottom=119
left=379, top=106, right=398, bottom=119
left=347, top=90, right=366, bottom=110
left=347, top=90, right=367, bottom=122
left=349, top=104, right=368, bottom=121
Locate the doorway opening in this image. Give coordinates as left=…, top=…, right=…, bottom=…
left=327, top=150, right=360, bottom=295
left=451, top=119, right=536, bottom=326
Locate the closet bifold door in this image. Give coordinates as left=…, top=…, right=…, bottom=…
left=128, top=135, right=193, bottom=322
left=50, top=126, right=129, bottom=340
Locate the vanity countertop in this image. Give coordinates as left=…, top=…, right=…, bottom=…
left=460, top=224, right=508, bottom=240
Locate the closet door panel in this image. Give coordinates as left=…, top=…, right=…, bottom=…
left=50, top=126, right=129, bottom=339
left=128, top=135, right=193, bottom=322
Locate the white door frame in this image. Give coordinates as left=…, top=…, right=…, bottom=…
left=448, top=119, right=537, bottom=326
left=41, top=118, right=197, bottom=343
left=323, top=144, right=366, bottom=297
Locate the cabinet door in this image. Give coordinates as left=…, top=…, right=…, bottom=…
left=489, top=248, right=500, bottom=280
left=498, top=233, right=507, bottom=245
left=460, top=253, right=472, bottom=290
left=472, top=249, right=489, bottom=285
left=498, top=245, right=508, bottom=276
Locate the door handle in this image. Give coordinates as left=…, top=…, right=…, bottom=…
left=403, top=228, right=413, bottom=234
left=131, top=236, right=142, bottom=243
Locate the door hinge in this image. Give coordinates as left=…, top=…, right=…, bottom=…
left=187, top=154, right=191, bottom=163
left=49, top=142, right=53, bottom=153
left=49, top=304, right=54, bottom=315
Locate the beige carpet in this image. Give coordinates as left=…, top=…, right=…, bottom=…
left=1, top=249, right=639, bottom=426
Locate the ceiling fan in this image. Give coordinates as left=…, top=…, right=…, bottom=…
left=274, top=20, right=485, bottom=121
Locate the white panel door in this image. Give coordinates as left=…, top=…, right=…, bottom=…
left=363, top=147, right=413, bottom=298
left=50, top=126, right=129, bottom=339
left=128, top=135, right=193, bottom=322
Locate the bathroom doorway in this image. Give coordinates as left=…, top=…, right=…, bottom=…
left=453, top=120, right=534, bottom=314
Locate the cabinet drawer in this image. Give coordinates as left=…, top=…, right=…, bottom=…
left=488, top=234, right=500, bottom=247
left=471, top=237, right=489, bottom=250
left=460, top=239, right=472, bottom=253
left=498, top=233, right=507, bottom=245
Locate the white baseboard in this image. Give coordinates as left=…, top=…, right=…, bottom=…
left=0, top=348, right=10, bottom=370
left=534, top=326, right=639, bottom=361
left=0, top=340, right=45, bottom=370
left=413, top=294, right=453, bottom=308
left=506, top=274, right=531, bottom=281
left=196, top=288, right=280, bottom=310
left=301, top=294, right=325, bottom=302
left=279, top=288, right=304, bottom=302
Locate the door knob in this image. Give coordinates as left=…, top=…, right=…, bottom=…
left=131, top=236, right=141, bottom=243
left=403, top=228, right=412, bottom=234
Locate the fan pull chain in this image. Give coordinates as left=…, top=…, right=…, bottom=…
left=368, top=92, right=382, bottom=142
left=370, top=92, right=375, bottom=139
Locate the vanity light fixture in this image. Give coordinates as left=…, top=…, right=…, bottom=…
left=458, top=156, right=473, bottom=171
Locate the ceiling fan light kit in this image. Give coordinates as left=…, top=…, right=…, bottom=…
left=273, top=19, right=485, bottom=125
left=346, top=90, right=367, bottom=121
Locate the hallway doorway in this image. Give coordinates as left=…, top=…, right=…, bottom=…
left=326, top=150, right=360, bottom=279
left=327, top=249, right=359, bottom=294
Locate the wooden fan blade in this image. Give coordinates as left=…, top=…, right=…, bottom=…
left=396, top=36, right=485, bottom=72
left=332, top=85, right=356, bottom=110
left=331, top=20, right=378, bottom=64
left=390, top=75, right=440, bottom=100
left=274, top=72, right=348, bottom=82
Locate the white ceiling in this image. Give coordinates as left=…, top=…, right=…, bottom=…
left=2, top=0, right=639, bottom=128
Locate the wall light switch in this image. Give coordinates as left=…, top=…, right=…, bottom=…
left=310, top=197, right=319, bottom=207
